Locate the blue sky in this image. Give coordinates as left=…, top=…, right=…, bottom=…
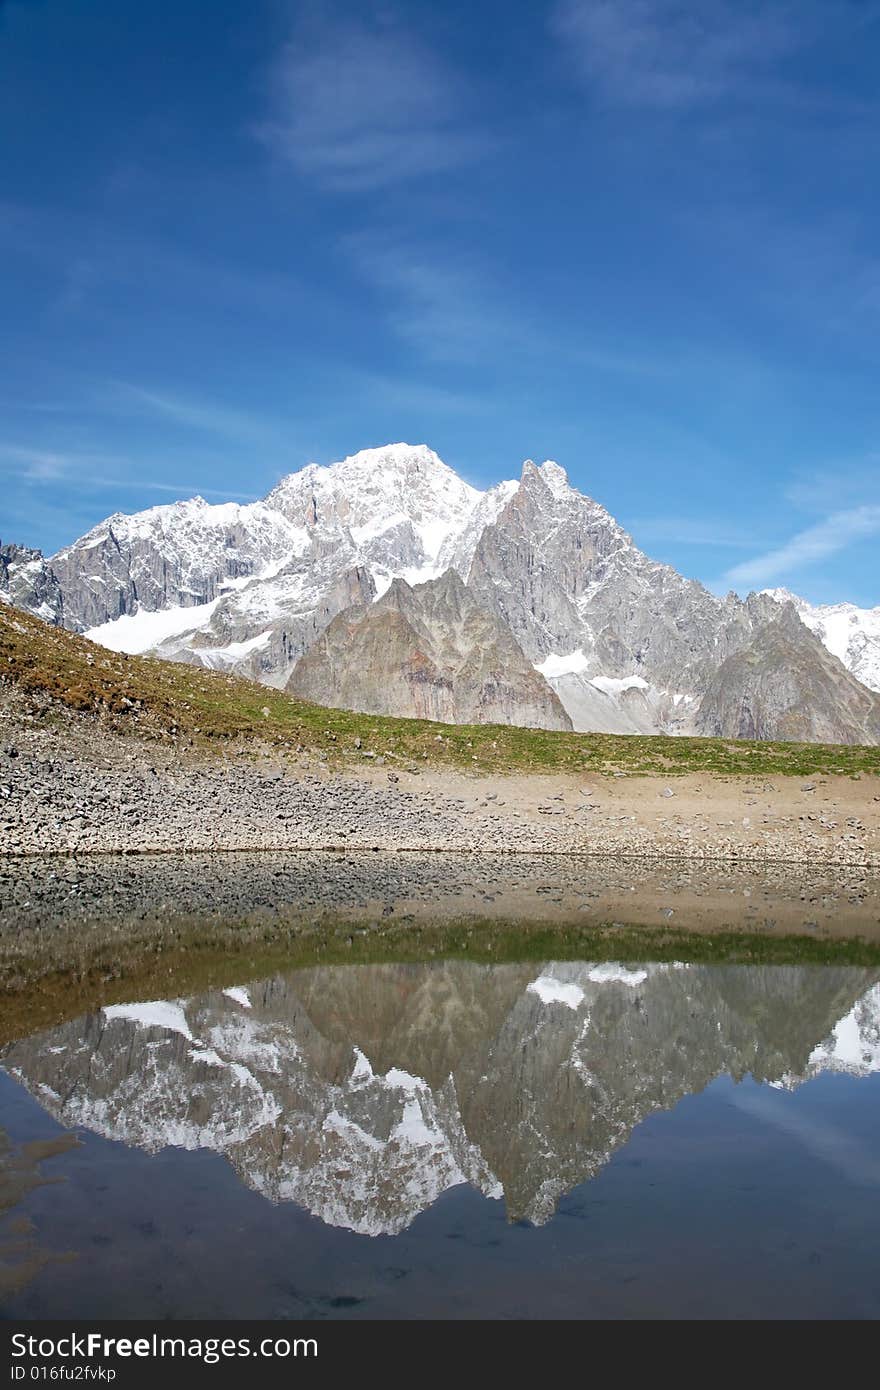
left=2, top=0, right=879, bottom=605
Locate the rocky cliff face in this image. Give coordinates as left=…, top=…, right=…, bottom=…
left=4, top=960, right=878, bottom=1233
left=467, top=461, right=787, bottom=695
left=154, top=559, right=377, bottom=688
left=288, top=569, right=572, bottom=729
left=5, top=443, right=878, bottom=741
left=49, top=498, right=302, bottom=632
left=697, top=602, right=880, bottom=744
left=0, top=542, right=63, bottom=626
left=764, top=588, right=880, bottom=694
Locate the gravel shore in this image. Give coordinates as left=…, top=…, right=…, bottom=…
left=2, top=692, right=880, bottom=866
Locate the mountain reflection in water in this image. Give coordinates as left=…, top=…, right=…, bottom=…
left=4, top=960, right=880, bottom=1236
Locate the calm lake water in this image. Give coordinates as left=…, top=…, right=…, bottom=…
left=2, top=956, right=880, bottom=1319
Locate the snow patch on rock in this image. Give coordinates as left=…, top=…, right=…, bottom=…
left=527, top=976, right=586, bottom=1009
left=535, top=649, right=591, bottom=679
left=86, top=600, right=224, bottom=654
left=103, top=1000, right=193, bottom=1039
left=587, top=964, right=648, bottom=987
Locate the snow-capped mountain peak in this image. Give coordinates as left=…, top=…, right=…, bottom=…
left=762, top=587, right=805, bottom=609
left=537, top=459, right=570, bottom=497
left=265, top=442, right=479, bottom=556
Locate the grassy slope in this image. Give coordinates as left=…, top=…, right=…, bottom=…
left=2, top=600, right=879, bottom=777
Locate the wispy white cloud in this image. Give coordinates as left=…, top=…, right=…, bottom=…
left=102, top=382, right=284, bottom=447
left=725, top=505, right=880, bottom=586
left=552, top=0, right=872, bottom=110
left=0, top=398, right=85, bottom=415
left=258, top=17, right=488, bottom=191
left=0, top=199, right=306, bottom=321
left=342, top=235, right=515, bottom=362
left=0, top=443, right=257, bottom=500
left=343, top=231, right=688, bottom=375
left=675, top=196, right=880, bottom=346
left=0, top=445, right=71, bottom=482
left=784, top=458, right=880, bottom=512
left=82, top=478, right=258, bottom=501
left=628, top=516, right=758, bottom=548
left=729, top=1084, right=880, bottom=1188
left=342, top=368, right=490, bottom=416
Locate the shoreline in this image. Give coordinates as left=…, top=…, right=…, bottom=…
left=4, top=846, right=880, bottom=956
left=3, top=688, right=880, bottom=868
left=1, top=841, right=879, bottom=868
left=3, top=740, right=879, bottom=869
left=4, top=843, right=880, bottom=1043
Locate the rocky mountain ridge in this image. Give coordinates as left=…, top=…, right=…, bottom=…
left=763, top=588, right=880, bottom=694
left=5, top=444, right=879, bottom=742
left=288, top=568, right=572, bottom=729
left=0, top=541, right=64, bottom=626
left=697, top=602, right=880, bottom=744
